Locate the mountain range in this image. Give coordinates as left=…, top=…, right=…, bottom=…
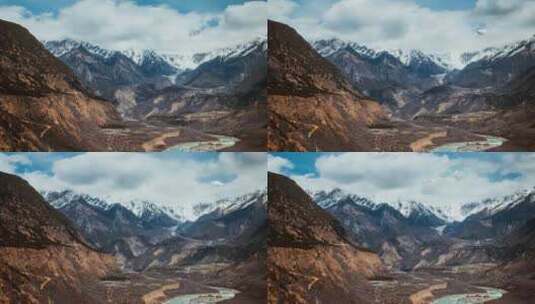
left=310, top=187, right=535, bottom=270
left=43, top=37, right=267, bottom=117
left=41, top=189, right=266, bottom=269
left=0, top=172, right=268, bottom=303
left=312, top=35, right=535, bottom=118
left=0, top=19, right=267, bottom=152
left=269, top=173, right=535, bottom=303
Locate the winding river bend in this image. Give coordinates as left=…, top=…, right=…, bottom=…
left=167, top=135, right=239, bottom=152
left=165, top=287, right=239, bottom=304
left=430, top=135, right=507, bottom=152
left=431, top=287, right=507, bottom=304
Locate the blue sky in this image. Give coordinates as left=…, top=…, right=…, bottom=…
left=414, top=0, right=475, bottom=10
left=0, top=152, right=266, bottom=217
left=0, top=0, right=258, bottom=14
left=269, top=152, right=535, bottom=207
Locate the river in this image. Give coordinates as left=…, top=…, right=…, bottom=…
left=164, top=287, right=239, bottom=304
left=167, top=135, right=239, bottom=152
left=430, top=135, right=507, bottom=152
left=431, top=287, right=507, bottom=304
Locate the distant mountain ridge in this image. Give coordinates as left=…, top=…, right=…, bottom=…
left=44, top=37, right=267, bottom=74
left=311, top=34, right=535, bottom=119
left=42, top=189, right=266, bottom=222
left=312, top=187, right=535, bottom=223
left=313, top=35, right=535, bottom=71
left=309, top=186, right=535, bottom=270
left=41, top=189, right=267, bottom=270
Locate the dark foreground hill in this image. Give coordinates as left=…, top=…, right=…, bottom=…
left=0, top=19, right=120, bottom=151
left=267, top=172, right=384, bottom=304
left=0, top=172, right=115, bottom=303
left=267, top=20, right=388, bottom=151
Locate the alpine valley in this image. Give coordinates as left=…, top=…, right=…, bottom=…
left=268, top=172, right=535, bottom=303
left=268, top=20, right=535, bottom=152
left=0, top=19, right=266, bottom=152
left=0, top=172, right=267, bottom=303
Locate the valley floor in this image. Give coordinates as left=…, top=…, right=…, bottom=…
left=99, top=120, right=265, bottom=152
left=370, top=267, right=535, bottom=304
left=369, top=110, right=535, bottom=152
left=88, top=265, right=263, bottom=304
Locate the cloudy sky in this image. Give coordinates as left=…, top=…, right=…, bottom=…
left=269, top=152, right=535, bottom=208
left=0, top=0, right=266, bottom=53
left=0, top=152, right=266, bottom=218
left=269, top=0, right=535, bottom=54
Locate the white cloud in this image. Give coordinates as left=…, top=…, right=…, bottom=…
left=0, top=0, right=266, bottom=53
left=267, top=154, right=293, bottom=174
left=18, top=152, right=266, bottom=219
left=269, top=0, right=535, bottom=54
left=274, top=153, right=535, bottom=209
left=0, top=154, right=30, bottom=174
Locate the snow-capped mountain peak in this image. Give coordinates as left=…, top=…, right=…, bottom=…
left=451, top=187, right=535, bottom=221
left=42, top=190, right=183, bottom=223
left=312, top=188, right=447, bottom=224
left=42, top=190, right=112, bottom=210
left=312, top=38, right=379, bottom=59
left=312, top=39, right=452, bottom=71
left=311, top=35, right=535, bottom=71
left=126, top=200, right=184, bottom=222
left=313, top=187, right=535, bottom=224
left=192, top=189, right=267, bottom=219
left=44, top=37, right=266, bottom=72
left=43, top=39, right=117, bottom=59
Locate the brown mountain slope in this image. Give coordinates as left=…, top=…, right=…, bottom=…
left=0, top=172, right=115, bottom=303
left=267, top=20, right=388, bottom=151
left=0, top=19, right=120, bottom=151
left=267, top=172, right=384, bottom=304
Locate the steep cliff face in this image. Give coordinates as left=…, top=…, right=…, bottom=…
left=0, top=172, right=115, bottom=303
left=0, top=19, right=120, bottom=151
left=267, top=20, right=387, bottom=151
left=267, top=173, right=384, bottom=304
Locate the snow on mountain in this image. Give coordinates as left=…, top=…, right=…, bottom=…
left=312, top=187, right=535, bottom=224
left=312, top=38, right=452, bottom=70
left=391, top=200, right=450, bottom=223
left=44, top=37, right=266, bottom=72
left=43, top=39, right=116, bottom=59
left=42, top=189, right=266, bottom=223
left=127, top=200, right=185, bottom=222
left=459, top=35, right=535, bottom=67
left=451, top=187, right=535, bottom=221
left=42, top=190, right=183, bottom=222
left=312, top=188, right=448, bottom=223
left=312, top=35, right=535, bottom=71
left=313, top=188, right=376, bottom=210
left=313, top=38, right=379, bottom=58
left=192, top=189, right=267, bottom=219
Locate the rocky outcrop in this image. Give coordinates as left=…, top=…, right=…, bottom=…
left=267, top=20, right=387, bottom=151
left=267, top=173, right=384, bottom=304
left=0, top=172, right=115, bottom=303
left=0, top=19, right=120, bottom=151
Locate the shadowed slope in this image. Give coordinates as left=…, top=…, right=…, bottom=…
left=267, top=172, right=384, bottom=304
